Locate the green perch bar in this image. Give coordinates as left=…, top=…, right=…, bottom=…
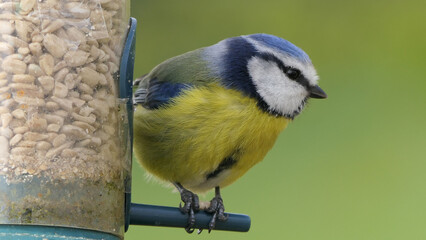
left=129, top=203, right=251, bottom=232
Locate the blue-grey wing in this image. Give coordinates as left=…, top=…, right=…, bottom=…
left=133, top=48, right=220, bottom=109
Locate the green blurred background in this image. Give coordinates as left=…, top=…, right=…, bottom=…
left=126, top=0, right=426, bottom=239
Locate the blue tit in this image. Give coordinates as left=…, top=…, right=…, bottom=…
left=133, top=33, right=326, bottom=233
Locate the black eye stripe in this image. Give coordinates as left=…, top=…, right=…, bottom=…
left=255, top=52, right=310, bottom=89
left=256, top=52, right=287, bottom=73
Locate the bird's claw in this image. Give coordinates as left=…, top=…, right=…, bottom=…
left=177, top=186, right=199, bottom=232
left=179, top=189, right=199, bottom=213
left=206, top=195, right=228, bottom=232
left=175, top=183, right=228, bottom=233
left=185, top=225, right=195, bottom=234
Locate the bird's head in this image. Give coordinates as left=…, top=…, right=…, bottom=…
left=204, top=33, right=327, bottom=119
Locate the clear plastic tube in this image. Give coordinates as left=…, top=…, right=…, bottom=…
left=0, top=0, right=130, bottom=238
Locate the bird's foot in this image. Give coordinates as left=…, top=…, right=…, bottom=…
left=205, top=186, right=228, bottom=233
left=174, top=183, right=199, bottom=233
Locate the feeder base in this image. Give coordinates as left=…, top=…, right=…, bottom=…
left=0, top=225, right=120, bottom=240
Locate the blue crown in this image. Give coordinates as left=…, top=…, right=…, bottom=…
left=248, top=34, right=311, bottom=63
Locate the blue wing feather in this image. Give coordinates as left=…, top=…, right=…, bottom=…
left=134, top=77, right=191, bottom=109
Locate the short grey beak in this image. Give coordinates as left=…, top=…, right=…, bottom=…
left=309, top=85, right=327, bottom=99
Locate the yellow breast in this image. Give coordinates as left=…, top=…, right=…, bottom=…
left=133, top=83, right=289, bottom=192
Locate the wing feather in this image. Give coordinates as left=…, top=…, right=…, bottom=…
left=133, top=48, right=218, bottom=109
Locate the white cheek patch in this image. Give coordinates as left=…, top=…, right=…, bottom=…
left=247, top=57, right=308, bottom=116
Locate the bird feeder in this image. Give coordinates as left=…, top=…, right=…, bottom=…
left=0, top=1, right=250, bottom=239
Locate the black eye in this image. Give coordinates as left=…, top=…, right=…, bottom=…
left=286, top=68, right=301, bottom=80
